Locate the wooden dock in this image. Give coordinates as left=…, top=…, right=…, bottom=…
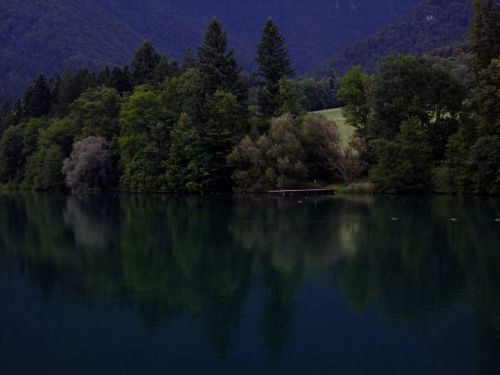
left=267, top=188, right=336, bottom=197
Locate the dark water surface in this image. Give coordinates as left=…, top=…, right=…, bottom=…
left=0, top=193, right=499, bottom=374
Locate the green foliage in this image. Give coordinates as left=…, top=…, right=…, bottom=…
left=433, top=117, right=475, bottom=194
left=369, top=56, right=464, bottom=142
left=197, top=18, right=245, bottom=100
left=119, top=87, right=176, bottom=192
left=0, top=12, right=496, bottom=195
left=0, top=118, right=48, bottom=186
left=0, top=103, right=17, bottom=135
left=370, top=119, right=433, bottom=193
left=337, top=66, right=371, bottom=131
left=160, top=68, right=203, bottom=116
left=278, top=79, right=306, bottom=119
left=52, top=70, right=98, bottom=116
left=22, top=74, right=51, bottom=118
left=132, top=41, right=162, bottom=85
left=337, top=56, right=465, bottom=188
left=229, top=113, right=341, bottom=191
left=437, top=58, right=500, bottom=195
left=110, top=66, right=133, bottom=94
left=21, top=118, right=48, bottom=162
left=314, top=108, right=355, bottom=147
left=0, top=125, right=25, bottom=183
left=471, top=0, right=500, bottom=72
left=23, top=118, right=77, bottom=190
left=202, top=90, right=245, bottom=190
left=70, top=87, right=121, bottom=140
left=228, top=115, right=307, bottom=191
left=298, top=78, right=337, bottom=112
left=165, top=113, right=208, bottom=191
left=470, top=58, right=500, bottom=133
left=469, top=137, right=500, bottom=194
left=256, top=18, right=294, bottom=117
left=300, top=115, right=341, bottom=183
left=52, top=71, right=81, bottom=117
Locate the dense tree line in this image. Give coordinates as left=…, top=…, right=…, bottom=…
left=1, top=0, right=498, bottom=195
left=0, top=18, right=342, bottom=193
left=337, top=0, right=499, bottom=194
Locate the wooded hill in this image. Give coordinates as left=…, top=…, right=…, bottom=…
left=0, top=0, right=422, bottom=102
left=313, top=0, right=473, bottom=78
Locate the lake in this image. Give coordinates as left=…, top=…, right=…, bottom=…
left=0, top=193, right=499, bottom=374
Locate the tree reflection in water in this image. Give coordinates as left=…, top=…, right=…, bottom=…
left=0, top=193, right=498, bottom=372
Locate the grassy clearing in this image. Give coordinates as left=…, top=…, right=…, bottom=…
left=327, top=181, right=375, bottom=195
left=314, top=108, right=355, bottom=147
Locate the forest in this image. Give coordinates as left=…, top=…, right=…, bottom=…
left=0, top=0, right=421, bottom=102
left=0, top=0, right=498, bottom=195
left=313, top=0, right=473, bottom=78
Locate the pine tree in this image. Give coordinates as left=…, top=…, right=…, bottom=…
left=132, top=41, right=162, bottom=85
left=23, top=74, right=51, bottom=118
left=53, top=71, right=78, bottom=116
left=471, top=0, right=500, bottom=72
left=201, top=90, right=243, bottom=190
left=482, top=0, right=500, bottom=66
left=110, top=66, right=133, bottom=94
left=256, top=18, right=294, bottom=117
left=96, top=66, right=111, bottom=87
left=0, top=102, right=10, bottom=133
left=0, top=125, right=25, bottom=183
left=197, top=18, right=245, bottom=99
left=152, top=57, right=170, bottom=85
left=183, top=48, right=196, bottom=70
left=196, top=19, right=248, bottom=190
left=75, top=69, right=97, bottom=93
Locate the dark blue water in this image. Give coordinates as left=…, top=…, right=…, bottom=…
left=0, top=193, right=498, bottom=374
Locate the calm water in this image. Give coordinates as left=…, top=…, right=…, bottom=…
left=0, top=193, right=499, bottom=374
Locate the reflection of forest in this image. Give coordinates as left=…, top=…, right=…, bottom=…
left=0, top=193, right=498, bottom=370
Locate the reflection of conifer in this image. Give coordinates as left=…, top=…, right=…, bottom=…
left=260, top=252, right=303, bottom=358
left=202, top=249, right=253, bottom=360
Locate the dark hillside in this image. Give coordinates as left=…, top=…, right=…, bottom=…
left=0, top=0, right=420, bottom=102
left=313, top=0, right=473, bottom=78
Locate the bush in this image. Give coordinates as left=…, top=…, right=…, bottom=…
left=228, top=113, right=342, bottom=191
left=228, top=114, right=307, bottom=191
left=62, top=136, right=115, bottom=192
left=301, top=114, right=341, bottom=183
left=370, top=119, right=433, bottom=193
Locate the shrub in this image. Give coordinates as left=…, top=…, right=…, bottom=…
left=370, top=119, right=433, bottom=193
left=62, top=136, right=115, bottom=192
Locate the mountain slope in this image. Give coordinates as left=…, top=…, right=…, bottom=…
left=0, top=0, right=143, bottom=101
left=312, top=0, right=473, bottom=78
left=0, top=0, right=421, bottom=102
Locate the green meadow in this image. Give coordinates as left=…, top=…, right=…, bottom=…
left=314, top=108, right=355, bottom=147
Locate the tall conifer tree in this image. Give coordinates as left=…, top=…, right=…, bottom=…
left=132, top=41, right=162, bottom=85
left=23, top=74, right=51, bottom=118
left=196, top=18, right=247, bottom=190
left=197, top=18, right=245, bottom=99
left=471, top=0, right=500, bottom=72
left=256, top=18, right=294, bottom=117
